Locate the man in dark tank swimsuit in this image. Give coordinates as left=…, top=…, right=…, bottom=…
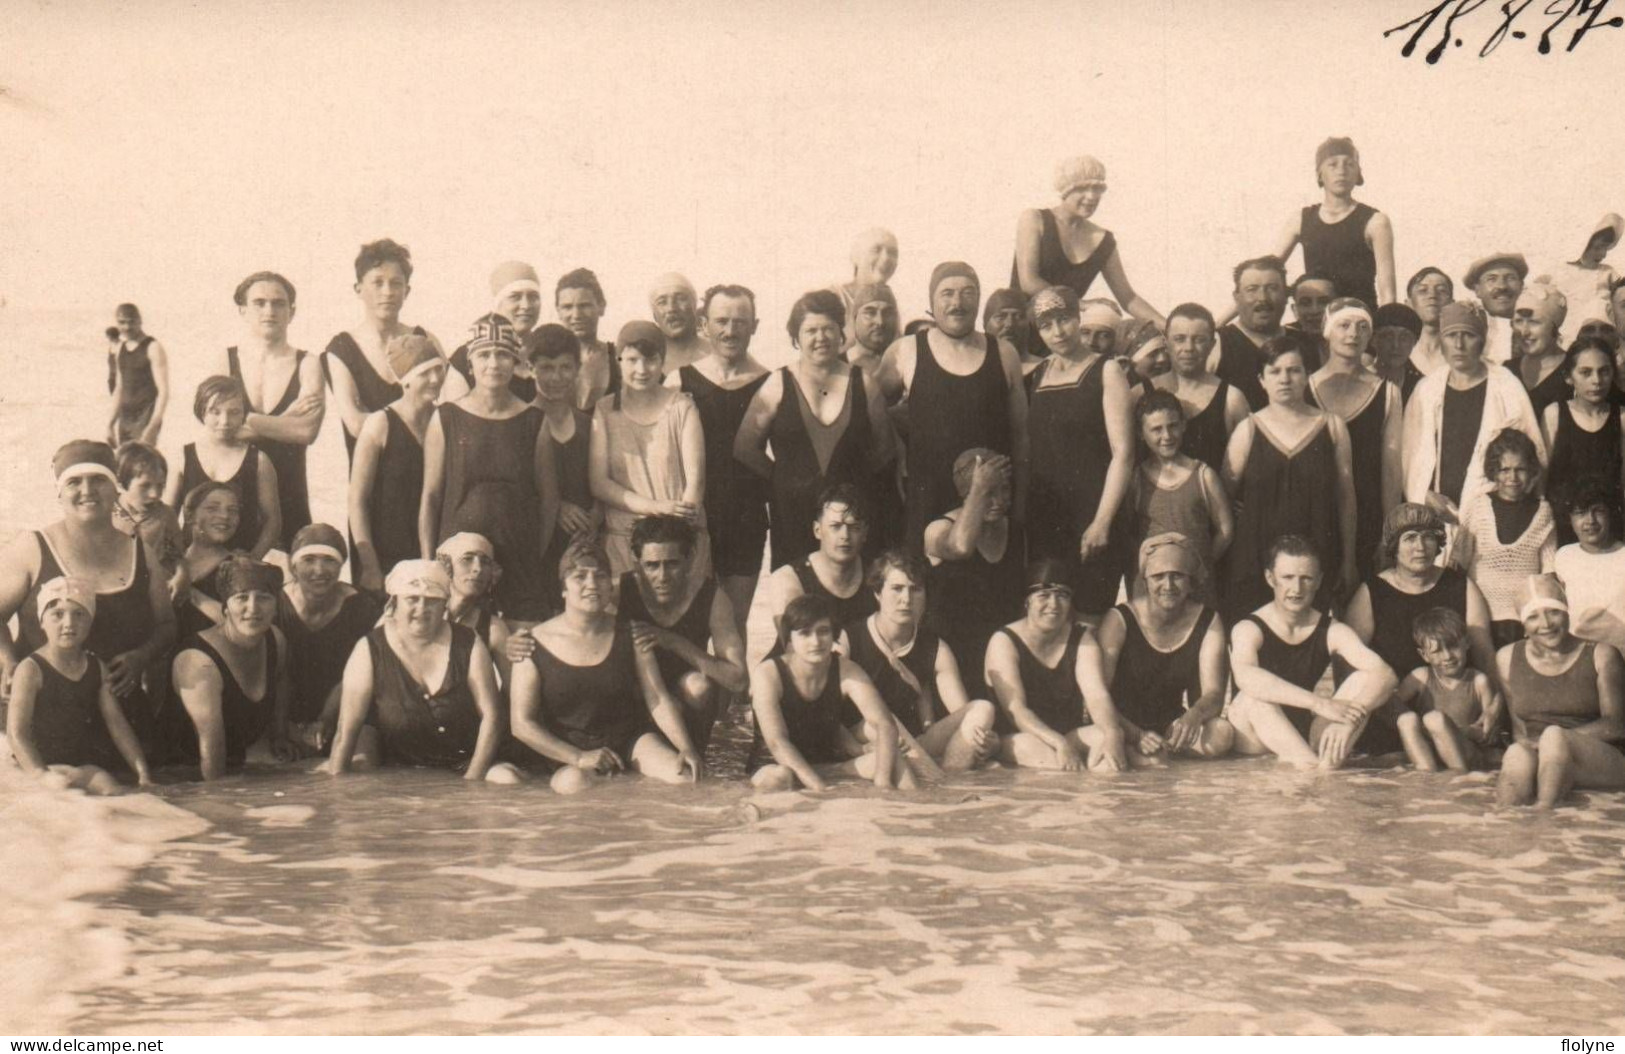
left=1227, top=536, right=1397, bottom=769
left=763, top=484, right=878, bottom=656
left=1155, top=303, right=1251, bottom=472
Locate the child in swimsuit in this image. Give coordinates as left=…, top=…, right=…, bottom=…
left=5, top=578, right=150, bottom=793
left=1394, top=607, right=1501, bottom=771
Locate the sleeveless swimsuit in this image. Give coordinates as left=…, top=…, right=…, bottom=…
left=227, top=346, right=312, bottom=547
left=996, top=622, right=1089, bottom=736
left=766, top=366, right=874, bottom=569
left=178, top=443, right=264, bottom=553
left=1240, top=612, right=1331, bottom=739
left=1110, top=604, right=1216, bottom=732
left=528, top=624, right=651, bottom=762
left=365, top=623, right=485, bottom=768
left=680, top=365, right=770, bottom=578
left=746, top=657, right=851, bottom=772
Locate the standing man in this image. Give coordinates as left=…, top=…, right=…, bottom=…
left=877, top=262, right=1029, bottom=555
left=1154, top=303, right=1250, bottom=471
left=555, top=267, right=618, bottom=411
left=846, top=283, right=900, bottom=376
left=1406, top=265, right=1454, bottom=381
left=1272, top=136, right=1396, bottom=310
left=1214, top=255, right=1312, bottom=411
left=649, top=272, right=711, bottom=373
left=1285, top=273, right=1338, bottom=370
left=1464, top=252, right=1528, bottom=366
left=223, top=271, right=325, bottom=550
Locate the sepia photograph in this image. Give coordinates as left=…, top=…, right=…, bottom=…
left=2, top=0, right=1624, bottom=1037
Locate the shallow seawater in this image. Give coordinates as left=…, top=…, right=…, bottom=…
left=30, top=731, right=1625, bottom=1036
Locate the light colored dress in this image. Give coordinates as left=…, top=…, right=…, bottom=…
left=596, top=391, right=711, bottom=579
left=1543, top=261, right=1620, bottom=330
left=1554, top=543, right=1625, bottom=651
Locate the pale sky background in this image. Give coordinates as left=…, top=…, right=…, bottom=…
left=4, top=0, right=1622, bottom=355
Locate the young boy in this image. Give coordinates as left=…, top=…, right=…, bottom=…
left=5, top=578, right=151, bottom=793
left=111, top=442, right=188, bottom=603
left=1394, top=607, right=1501, bottom=772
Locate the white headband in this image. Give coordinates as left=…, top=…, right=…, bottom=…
left=56, top=463, right=118, bottom=485
left=1323, top=304, right=1373, bottom=335
left=1519, top=597, right=1568, bottom=622
left=291, top=544, right=345, bottom=565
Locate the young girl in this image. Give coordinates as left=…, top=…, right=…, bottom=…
left=166, top=375, right=280, bottom=558
left=1394, top=607, right=1501, bottom=772
left=5, top=578, right=151, bottom=793
left=1541, top=336, right=1625, bottom=548
left=1552, top=476, right=1625, bottom=651
left=1129, top=390, right=1232, bottom=603
left=1455, top=429, right=1556, bottom=647
left=177, top=481, right=244, bottom=638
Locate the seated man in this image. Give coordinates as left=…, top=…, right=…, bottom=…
left=843, top=549, right=999, bottom=771
left=618, top=515, right=747, bottom=752
left=1227, top=535, right=1397, bottom=769
left=1094, top=533, right=1233, bottom=758
left=765, top=483, right=876, bottom=655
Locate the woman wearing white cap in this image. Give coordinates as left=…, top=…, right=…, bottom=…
left=7, top=577, right=151, bottom=793
left=1011, top=155, right=1163, bottom=325
left=1495, top=574, right=1625, bottom=808
left=0, top=440, right=176, bottom=747
left=326, top=560, right=519, bottom=782
left=167, top=556, right=300, bottom=779
left=1305, top=297, right=1403, bottom=583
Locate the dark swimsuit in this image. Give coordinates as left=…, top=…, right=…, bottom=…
left=928, top=516, right=1023, bottom=697
left=842, top=618, right=944, bottom=735
left=278, top=590, right=384, bottom=727
left=227, top=346, right=312, bottom=547
left=528, top=624, right=651, bottom=763
left=995, top=623, right=1089, bottom=736
left=618, top=572, right=720, bottom=750
left=1548, top=400, right=1623, bottom=547
left=165, top=633, right=279, bottom=769
left=1240, top=612, right=1330, bottom=739
left=178, top=443, right=264, bottom=553
left=367, top=408, right=427, bottom=578
left=1300, top=202, right=1380, bottom=309
left=539, top=407, right=594, bottom=613
left=365, top=623, right=485, bottom=769
left=323, top=330, right=422, bottom=459
left=766, top=366, right=874, bottom=569
left=905, top=330, right=1012, bottom=556
left=1026, top=355, right=1120, bottom=613
left=747, top=657, right=851, bottom=772
left=108, top=335, right=158, bottom=444
left=767, top=558, right=877, bottom=659
left=1179, top=380, right=1234, bottom=473
left=681, top=365, right=770, bottom=578
left=1110, top=604, right=1216, bottom=732
left=19, top=655, right=119, bottom=769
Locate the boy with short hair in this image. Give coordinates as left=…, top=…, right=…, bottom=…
left=112, top=441, right=187, bottom=603
left=1394, top=607, right=1500, bottom=771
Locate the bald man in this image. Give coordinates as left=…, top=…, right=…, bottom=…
left=445, top=261, right=544, bottom=402
left=835, top=228, right=900, bottom=348
left=649, top=272, right=712, bottom=373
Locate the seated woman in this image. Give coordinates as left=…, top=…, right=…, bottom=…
left=747, top=593, right=912, bottom=792
left=987, top=559, right=1132, bottom=772
left=176, top=481, right=244, bottom=638
left=166, top=556, right=301, bottom=780
left=6, top=577, right=151, bottom=793
left=277, top=524, right=383, bottom=751
left=842, top=549, right=999, bottom=771
left=1094, top=534, right=1234, bottom=759
left=164, top=375, right=280, bottom=559
left=325, top=560, right=519, bottom=783
left=509, top=541, right=702, bottom=794
left=1495, top=574, right=1625, bottom=808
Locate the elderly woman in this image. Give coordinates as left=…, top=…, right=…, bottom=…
left=736, top=290, right=895, bottom=568
left=322, top=238, right=441, bottom=460
left=325, top=560, right=518, bottom=782
left=0, top=441, right=175, bottom=745
left=1012, top=155, right=1163, bottom=325
left=988, top=559, right=1133, bottom=772
left=1222, top=338, right=1358, bottom=620
left=1496, top=574, right=1625, bottom=808
left=348, top=333, right=447, bottom=591
left=747, top=593, right=910, bottom=792
left=420, top=315, right=558, bottom=625
left=590, top=320, right=709, bottom=579
left=842, top=549, right=1000, bottom=770
left=166, top=556, right=298, bottom=779
left=1370, top=303, right=1425, bottom=401
left=437, top=532, right=512, bottom=682
left=509, top=541, right=702, bottom=794
left=1094, top=534, right=1233, bottom=758
left=1306, top=298, right=1404, bottom=583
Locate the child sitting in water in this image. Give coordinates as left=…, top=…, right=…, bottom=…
left=1394, top=607, right=1501, bottom=772
left=1454, top=429, right=1556, bottom=647
left=5, top=578, right=151, bottom=793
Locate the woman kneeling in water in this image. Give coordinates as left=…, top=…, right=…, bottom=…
left=748, top=594, right=914, bottom=792
left=325, top=560, right=520, bottom=783
left=508, top=540, right=702, bottom=794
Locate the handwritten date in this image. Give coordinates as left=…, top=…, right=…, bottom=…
left=1386, top=0, right=1622, bottom=61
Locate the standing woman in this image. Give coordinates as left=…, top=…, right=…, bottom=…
left=1222, top=338, right=1358, bottom=620
left=349, top=334, right=447, bottom=592
left=105, top=303, right=169, bottom=447
left=735, top=291, right=895, bottom=568
left=165, top=556, right=298, bottom=779
left=323, top=239, right=440, bottom=461
left=683, top=285, right=771, bottom=636
left=1541, top=337, right=1625, bottom=548
left=419, top=316, right=558, bottom=626
left=1012, top=155, right=1164, bottom=325
left=0, top=441, right=176, bottom=744
left=1024, top=288, right=1136, bottom=621
left=1305, top=298, right=1403, bottom=583
left=325, top=560, right=518, bottom=782
left=590, top=321, right=709, bottom=580
left=1273, top=137, right=1396, bottom=309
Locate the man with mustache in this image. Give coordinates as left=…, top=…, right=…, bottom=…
left=648, top=272, right=711, bottom=374
left=1213, top=255, right=1315, bottom=411
left=1465, top=252, right=1527, bottom=366
left=877, top=262, right=1029, bottom=556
